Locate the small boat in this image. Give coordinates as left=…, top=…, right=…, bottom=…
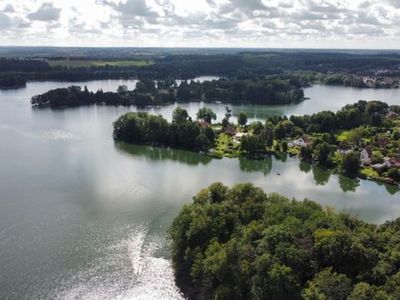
left=277, top=172, right=281, bottom=176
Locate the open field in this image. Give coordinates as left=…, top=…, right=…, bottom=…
left=48, top=59, right=154, bottom=68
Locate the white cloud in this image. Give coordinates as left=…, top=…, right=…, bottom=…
left=0, top=0, right=398, bottom=48
left=2, top=4, right=15, bottom=13
left=0, top=12, right=12, bottom=29
left=27, top=3, right=61, bottom=21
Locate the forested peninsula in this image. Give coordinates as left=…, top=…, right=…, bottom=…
left=30, top=76, right=305, bottom=108
left=169, top=183, right=400, bottom=300
left=113, top=101, right=400, bottom=186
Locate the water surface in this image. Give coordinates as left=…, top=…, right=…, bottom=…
left=0, top=80, right=399, bottom=299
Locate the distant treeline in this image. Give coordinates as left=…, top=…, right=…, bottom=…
left=0, top=74, right=26, bottom=89
left=2, top=51, right=400, bottom=82
left=0, top=58, right=50, bottom=72
left=31, top=77, right=305, bottom=108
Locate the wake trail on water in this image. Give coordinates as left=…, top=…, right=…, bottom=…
left=0, top=124, right=81, bottom=142
left=51, top=224, right=184, bottom=300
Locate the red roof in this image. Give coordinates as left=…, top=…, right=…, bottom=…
left=224, top=126, right=237, bottom=135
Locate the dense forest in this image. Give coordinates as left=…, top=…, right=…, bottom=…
left=2, top=50, right=400, bottom=84
left=30, top=76, right=305, bottom=108
left=0, top=74, right=26, bottom=89
left=170, top=183, right=400, bottom=300
left=113, top=109, right=216, bottom=152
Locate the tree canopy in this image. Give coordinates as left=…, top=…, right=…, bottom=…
left=113, top=107, right=215, bottom=152
left=170, top=183, right=400, bottom=300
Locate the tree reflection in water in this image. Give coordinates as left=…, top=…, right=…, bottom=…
left=312, top=164, right=331, bottom=186
left=338, top=175, right=360, bottom=193
left=115, top=142, right=212, bottom=166
left=239, top=156, right=273, bottom=176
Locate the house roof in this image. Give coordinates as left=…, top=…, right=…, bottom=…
left=224, top=126, right=237, bottom=135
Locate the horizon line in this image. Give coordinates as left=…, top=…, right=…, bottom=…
left=0, top=45, right=400, bottom=51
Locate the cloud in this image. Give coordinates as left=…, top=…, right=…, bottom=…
left=27, top=3, right=61, bottom=21
left=2, top=4, right=15, bottom=13
left=386, top=0, right=400, bottom=8
left=304, top=0, right=348, bottom=14
left=347, top=24, right=384, bottom=35
left=0, top=0, right=399, bottom=48
left=0, top=12, right=11, bottom=29
left=118, top=0, right=157, bottom=17
left=101, top=0, right=158, bottom=16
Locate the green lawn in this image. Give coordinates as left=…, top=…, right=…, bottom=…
left=212, top=133, right=240, bottom=158
left=360, top=167, right=379, bottom=178
left=48, top=59, right=154, bottom=68
left=336, top=130, right=351, bottom=142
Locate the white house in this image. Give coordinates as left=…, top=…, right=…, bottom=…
left=290, top=136, right=311, bottom=148
left=234, top=132, right=248, bottom=144
left=360, top=149, right=371, bottom=165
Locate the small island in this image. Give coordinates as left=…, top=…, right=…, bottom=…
left=30, top=76, right=305, bottom=108
left=113, top=100, right=400, bottom=186
left=169, top=183, right=400, bottom=300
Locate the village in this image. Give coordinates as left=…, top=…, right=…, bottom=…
left=207, top=106, right=400, bottom=186
left=362, top=75, right=400, bottom=88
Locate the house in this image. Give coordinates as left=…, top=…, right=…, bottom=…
left=375, top=136, right=389, bottom=148
left=372, top=163, right=388, bottom=173
left=386, top=157, right=400, bottom=168
left=387, top=111, right=399, bottom=118
left=224, top=126, right=237, bottom=136
left=338, top=141, right=352, bottom=154
left=360, top=148, right=372, bottom=165
left=290, top=135, right=312, bottom=148
left=362, top=76, right=376, bottom=87
left=197, top=120, right=211, bottom=128
left=234, top=132, right=247, bottom=142
left=383, top=77, right=395, bottom=85
left=338, top=149, right=352, bottom=155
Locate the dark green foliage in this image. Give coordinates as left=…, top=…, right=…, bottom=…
left=0, top=74, right=26, bottom=89
left=135, top=78, right=156, bottom=93
left=237, top=112, right=248, bottom=126
left=300, top=146, right=313, bottom=162
left=197, top=107, right=217, bottom=124
left=393, top=129, right=400, bottom=140
left=172, top=106, right=191, bottom=124
left=31, top=75, right=306, bottom=109
left=342, top=151, right=361, bottom=177
left=4, top=50, right=400, bottom=83
left=240, top=135, right=265, bottom=157
left=169, top=183, right=400, bottom=300
left=274, top=120, right=294, bottom=139
left=387, top=168, right=400, bottom=182
left=313, top=142, right=333, bottom=166
left=288, top=101, right=389, bottom=133
left=302, top=268, right=352, bottom=300
left=113, top=107, right=214, bottom=152
left=31, top=85, right=129, bottom=108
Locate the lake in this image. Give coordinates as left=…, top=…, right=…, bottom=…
left=0, top=80, right=399, bottom=299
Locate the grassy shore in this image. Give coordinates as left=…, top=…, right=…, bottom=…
left=48, top=59, right=154, bottom=68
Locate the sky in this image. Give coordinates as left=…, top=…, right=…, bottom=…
left=0, top=0, right=399, bottom=49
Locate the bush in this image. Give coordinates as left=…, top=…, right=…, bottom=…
left=387, top=168, right=400, bottom=182
left=341, top=151, right=361, bottom=177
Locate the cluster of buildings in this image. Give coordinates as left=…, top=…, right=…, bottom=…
left=362, top=76, right=400, bottom=88
left=288, top=134, right=400, bottom=174
left=359, top=147, right=400, bottom=172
